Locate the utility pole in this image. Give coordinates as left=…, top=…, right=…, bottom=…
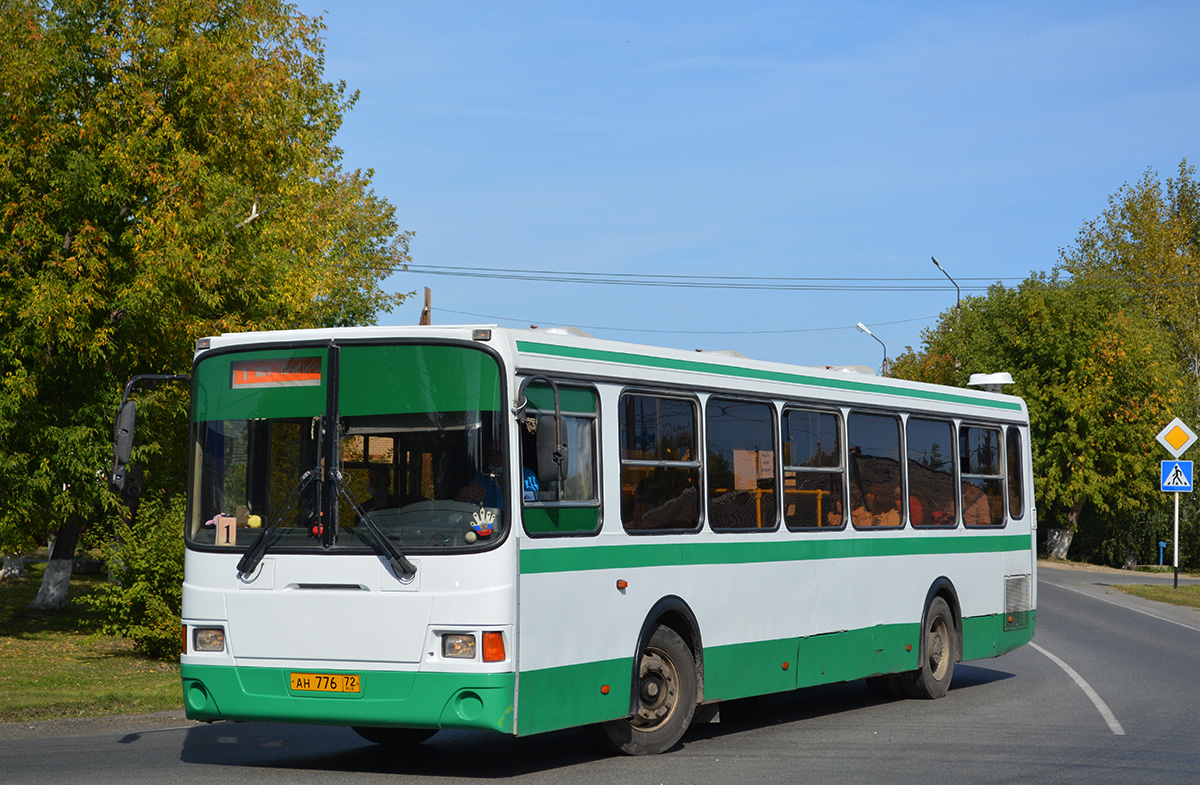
left=419, top=287, right=431, bottom=325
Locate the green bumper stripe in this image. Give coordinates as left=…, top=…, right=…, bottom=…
left=181, top=664, right=515, bottom=733
left=515, top=340, right=1023, bottom=411
left=520, top=533, right=1032, bottom=574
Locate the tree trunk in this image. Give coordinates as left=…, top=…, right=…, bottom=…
left=1046, top=528, right=1073, bottom=559
left=1045, top=499, right=1086, bottom=560
left=1, top=553, right=26, bottom=581
left=27, top=516, right=84, bottom=611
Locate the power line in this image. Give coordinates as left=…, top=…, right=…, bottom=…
left=395, top=264, right=1012, bottom=292
left=353, top=262, right=1200, bottom=292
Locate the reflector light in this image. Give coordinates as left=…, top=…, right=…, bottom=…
left=600, top=685, right=610, bottom=695
left=442, top=634, right=477, bottom=659
left=482, top=631, right=506, bottom=662
left=782, top=662, right=789, bottom=670
left=181, top=624, right=187, bottom=654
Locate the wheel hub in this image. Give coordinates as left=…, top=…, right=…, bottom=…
left=631, top=649, right=678, bottom=728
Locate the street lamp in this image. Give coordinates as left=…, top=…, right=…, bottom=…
left=931, top=256, right=960, bottom=309
left=856, top=322, right=889, bottom=376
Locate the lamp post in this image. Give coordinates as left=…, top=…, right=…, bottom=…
left=931, top=256, right=960, bottom=309
left=856, top=322, right=888, bottom=376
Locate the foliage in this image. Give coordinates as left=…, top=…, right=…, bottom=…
left=79, top=495, right=185, bottom=660
left=1058, top=160, right=1200, bottom=380
left=891, top=274, right=1190, bottom=537
left=1071, top=502, right=1198, bottom=570
left=0, top=1, right=410, bottom=564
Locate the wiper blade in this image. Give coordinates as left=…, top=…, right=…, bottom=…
left=236, top=469, right=317, bottom=577
left=333, top=471, right=417, bottom=579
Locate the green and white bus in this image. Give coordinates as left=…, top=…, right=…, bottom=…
left=178, top=324, right=1036, bottom=754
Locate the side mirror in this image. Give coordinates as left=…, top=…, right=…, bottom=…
left=535, top=414, right=568, bottom=484
left=110, top=400, right=136, bottom=494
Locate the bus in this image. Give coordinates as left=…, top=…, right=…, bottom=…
left=174, top=324, right=1036, bottom=755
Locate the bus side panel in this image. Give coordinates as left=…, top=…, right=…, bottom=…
left=516, top=658, right=633, bottom=736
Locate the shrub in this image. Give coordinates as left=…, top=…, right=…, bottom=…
left=81, top=495, right=184, bottom=660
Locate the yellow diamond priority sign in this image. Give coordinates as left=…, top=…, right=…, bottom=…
left=1157, top=417, right=1197, bottom=459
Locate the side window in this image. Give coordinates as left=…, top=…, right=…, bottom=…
left=520, top=383, right=600, bottom=536
left=906, top=417, right=956, bottom=527
left=620, top=394, right=701, bottom=532
left=1006, top=426, right=1025, bottom=520
left=961, top=425, right=1004, bottom=527
left=848, top=412, right=903, bottom=529
left=706, top=398, right=778, bottom=531
left=783, top=408, right=844, bottom=529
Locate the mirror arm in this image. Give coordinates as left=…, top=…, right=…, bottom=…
left=516, top=375, right=568, bottom=482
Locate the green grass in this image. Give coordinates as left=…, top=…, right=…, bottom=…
left=1111, top=583, right=1200, bottom=609
left=0, top=563, right=180, bottom=723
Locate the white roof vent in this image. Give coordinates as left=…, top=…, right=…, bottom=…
left=967, top=372, right=1014, bottom=393
left=535, top=326, right=595, bottom=338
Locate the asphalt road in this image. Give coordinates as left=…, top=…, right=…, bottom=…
left=4, top=563, right=1199, bottom=784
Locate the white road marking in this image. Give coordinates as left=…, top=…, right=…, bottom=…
left=1041, top=579, right=1200, bottom=633
left=1029, top=641, right=1125, bottom=736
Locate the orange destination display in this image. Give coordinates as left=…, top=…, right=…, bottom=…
left=230, top=357, right=322, bottom=389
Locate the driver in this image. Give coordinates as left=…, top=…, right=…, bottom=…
left=455, top=443, right=538, bottom=509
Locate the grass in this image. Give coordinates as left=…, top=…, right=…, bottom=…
left=0, top=563, right=180, bottom=723
left=1111, top=583, right=1200, bottom=609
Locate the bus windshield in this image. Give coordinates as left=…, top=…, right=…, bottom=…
left=186, top=343, right=507, bottom=554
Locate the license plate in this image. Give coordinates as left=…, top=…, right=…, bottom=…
left=289, top=672, right=361, bottom=693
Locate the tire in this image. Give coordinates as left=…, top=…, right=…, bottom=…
left=351, top=726, right=438, bottom=746
left=589, top=625, right=698, bottom=755
left=901, top=596, right=956, bottom=699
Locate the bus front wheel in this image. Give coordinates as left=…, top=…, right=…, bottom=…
left=590, top=625, right=697, bottom=755
left=902, top=596, right=956, bottom=699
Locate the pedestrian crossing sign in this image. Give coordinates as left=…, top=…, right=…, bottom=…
left=1161, top=460, right=1193, bottom=493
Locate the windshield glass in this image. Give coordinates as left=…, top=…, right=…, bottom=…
left=186, top=343, right=507, bottom=553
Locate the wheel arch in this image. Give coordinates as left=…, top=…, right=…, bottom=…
left=628, top=596, right=705, bottom=714
left=922, top=577, right=963, bottom=662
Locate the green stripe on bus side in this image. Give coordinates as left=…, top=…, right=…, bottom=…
left=517, top=610, right=1033, bottom=735
left=519, top=533, right=1032, bottom=574
left=181, top=664, right=515, bottom=733
left=515, top=340, right=1023, bottom=412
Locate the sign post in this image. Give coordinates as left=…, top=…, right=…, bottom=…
left=1157, top=418, right=1197, bottom=588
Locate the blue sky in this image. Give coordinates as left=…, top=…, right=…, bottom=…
left=294, top=1, right=1199, bottom=371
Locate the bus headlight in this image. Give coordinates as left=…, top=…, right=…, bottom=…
left=442, top=634, right=476, bottom=659
left=193, top=627, right=226, bottom=652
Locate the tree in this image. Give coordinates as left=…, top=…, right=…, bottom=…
left=0, top=0, right=411, bottom=606
left=1058, top=160, right=1200, bottom=380
left=891, top=275, right=1190, bottom=558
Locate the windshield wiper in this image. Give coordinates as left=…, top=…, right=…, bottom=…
left=236, top=469, right=317, bottom=578
left=333, top=470, right=417, bottom=579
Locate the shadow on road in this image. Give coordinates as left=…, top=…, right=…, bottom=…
left=178, top=667, right=1015, bottom=776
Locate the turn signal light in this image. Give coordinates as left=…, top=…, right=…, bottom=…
left=482, top=631, right=506, bottom=662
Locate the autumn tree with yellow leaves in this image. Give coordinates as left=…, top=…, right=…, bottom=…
left=0, top=0, right=411, bottom=607
left=893, top=161, right=1199, bottom=565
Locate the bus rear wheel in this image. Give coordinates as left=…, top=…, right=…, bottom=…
left=901, top=596, right=956, bottom=699
left=590, top=625, right=697, bottom=755
left=351, top=726, right=438, bottom=746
